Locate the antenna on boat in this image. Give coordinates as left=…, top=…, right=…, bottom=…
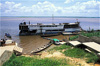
left=21, top=19, right=25, bottom=22
left=76, top=19, right=78, bottom=22
left=29, top=21, right=30, bottom=25
left=52, top=14, right=54, bottom=24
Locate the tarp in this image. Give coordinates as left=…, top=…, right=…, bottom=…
left=53, top=39, right=59, bottom=41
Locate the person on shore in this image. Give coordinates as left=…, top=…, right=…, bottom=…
left=0, top=39, right=5, bottom=46
left=69, top=36, right=70, bottom=40
left=0, top=39, right=3, bottom=46
left=29, top=21, right=30, bottom=25
left=3, top=39, right=5, bottom=44
left=0, top=39, right=2, bottom=46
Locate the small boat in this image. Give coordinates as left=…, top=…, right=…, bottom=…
left=5, top=33, right=12, bottom=38
left=53, top=39, right=60, bottom=45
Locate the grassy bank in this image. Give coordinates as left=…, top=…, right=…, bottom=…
left=49, top=44, right=99, bottom=63
left=3, top=54, right=70, bottom=66
left=64, top=48, right=98, bottom=63
left=49, top=44, right=71, bottom=51
left=3, top=44, right=99, bottom=66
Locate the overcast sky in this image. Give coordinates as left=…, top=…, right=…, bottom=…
left=0, top=0, right=100, bottom=17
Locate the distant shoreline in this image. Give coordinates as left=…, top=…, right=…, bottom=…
left=1, top=16, right=100, bottom=18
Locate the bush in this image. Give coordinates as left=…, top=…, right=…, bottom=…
left=81, top=31, right=100, bottom=37
left=69, top=31, right=100, bottom=41
left=69, top=35, right=78, bottom=41
left=85, top=53, right=99, bottom=63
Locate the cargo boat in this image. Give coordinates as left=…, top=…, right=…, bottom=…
left=19, top=22, right=82, bottom=35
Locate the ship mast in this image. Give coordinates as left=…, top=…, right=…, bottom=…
left=52, top=14, right=54, bottom=24
left=76, top=19, right=78, bottom=22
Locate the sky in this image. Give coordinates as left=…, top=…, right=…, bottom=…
left=0, top=0, right=100, bottom=17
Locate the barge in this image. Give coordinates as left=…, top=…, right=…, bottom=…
left=19, top=22, right=82, bottom=35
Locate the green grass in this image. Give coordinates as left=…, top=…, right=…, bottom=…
left=49, top=44, right=99, bottom=63
left=63, top=48, right=99, bottom=63
left=49, top=44, right=71, bottom=51
left=3, top=54, right=69, bottom=66
left=64, top=48, right=86, bottom=58
left=81, top=31, right=100, bottom=37
left=69, top=35, right=78, bottom=41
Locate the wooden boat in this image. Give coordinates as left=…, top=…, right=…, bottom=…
left=31, top=41, right=53, bottom=54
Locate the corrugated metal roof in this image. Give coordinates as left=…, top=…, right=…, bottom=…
left=83, top=42, right=100, bottom=52
left=69, top=41, right=81, bottom=46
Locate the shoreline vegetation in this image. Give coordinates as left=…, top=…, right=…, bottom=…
left=69, top=31, right=100, bottom=40
left=3, top=31, right=100, bottom=66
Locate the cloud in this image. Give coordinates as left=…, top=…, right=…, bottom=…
left=64, top=0, right=100, bottom=15
left=1, top=1, right=22, bottom=14
left=81, top=0, right=100, bottom=10
left=0, top=3, right=1, bottom=10
left=0, top=0, right=100, bottom=17
left=64, top=0, right=74, bottom=4
left=32, top=1, right=57, bottom=14
left=1, top=1, right=64, bottom=16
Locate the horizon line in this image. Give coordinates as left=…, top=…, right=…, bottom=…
left=0, top=16, right=100, bottom=18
